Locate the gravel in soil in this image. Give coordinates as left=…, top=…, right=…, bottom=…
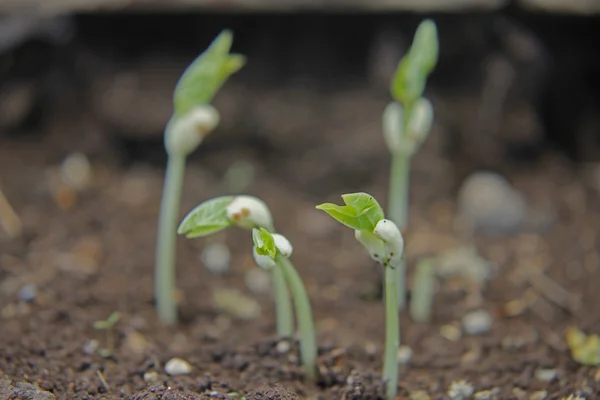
left=1, top=88, right=600, bottom=399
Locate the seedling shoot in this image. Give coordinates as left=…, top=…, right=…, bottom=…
left=93, top=312, right=121, bottom=358
left=177, top=195, right=295, bottom=340
left=154, top=30, right=245, bottom=325
left=316, top=193, right=404, bottom=400
left=384, top=19, right=439, bottom=309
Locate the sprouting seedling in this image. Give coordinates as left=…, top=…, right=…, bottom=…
left=409, top=257, right=436, bottom=324
left=251, top=227, right=317, bottom=380
left=177, top=195, right=294, bottom=339
left=383, top=19, right=438, bottom=309
left=93, top=312, right=121, bottom=357
left=316, top=192, right=404, bottom=400
left=154, top=30, right=245, bottom=325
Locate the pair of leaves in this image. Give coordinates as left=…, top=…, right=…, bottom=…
left=316, top=193, right=385, bottom=233
left=391, top=19, right=439, bottom=107
left=252, top=227, right=277, bottom=259
left=173, top=30, right=246, bottom=116
left=93, top=312, right=120, bottom=330
left=178, top=196, right=235, bottom=238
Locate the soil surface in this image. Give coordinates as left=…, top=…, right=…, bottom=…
left=1, top=83, right=600, bottom=399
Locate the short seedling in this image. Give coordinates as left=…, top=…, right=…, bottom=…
left=177, top=196, right=294, bottom=340
left=0, top=186, right=22, bottom=238
left=409, top=257, right=436, bottom=323
left=154, top=30, right=245, bottom=325
left=383, top=19, right=439, bottom=309
left=316, top=193, right=404, bottom=400
left=93, top=312, right=121, bottom=357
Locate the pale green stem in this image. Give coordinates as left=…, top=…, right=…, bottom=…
left=276, top=254, right=317, bottom=380
left=272, top=266, right=294, bottom=337
left=383, top=263, right=400, bottom=400
left=388, top=152, right=410, bottom=309
left=154, top=153, right=186, bottom=325
left=409, top=258, right=435, bottom=324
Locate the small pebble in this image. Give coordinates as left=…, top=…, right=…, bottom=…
left=448, top=380, right=475, bottom=400
left=436, top=246, right=492, bottom=285
left=474, top=388, right=500, bottom=400
left=534, top=368, right=558, bottom=383
left=457, top=171, right=526, bottom=236
left=397, top=345, right=413, bottom=365
left=143, top=371, right=159, bottom=383
left=18, top=284, right=37, bottom=302
left=409, top=390, right=431, bottom=400
left=440, top=324, right=462, bottom=342
left=124, top=330, right=152, bottom=355
left=201, top=242, right=231, bottom=275
left=276, top=340, right=291, bottom=354
left=61, top=152, right=92, bottom=190
left=530, top=390, right=548, bottom=400
left=212, top=288, right=261, bottom=320
left=462, top=309, right=493, bottom=335
left=82, top=339, right=99, bottom=355
left=165, top=358, right=192, bottom=376
left=244, top=268, right=271, bottom=295
left=512, top=387, right=527, bottom=400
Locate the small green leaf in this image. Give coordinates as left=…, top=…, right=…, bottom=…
left=93, top=321, right=109, bottom=330
left=315, top=192, right=385, bottom=232
left=106, top=312, right=121, bottom=326
left=178, top=196, right=235, bottom=238
left=173, top=30, right=246, bottom=115
left=252, top=228, right=277, bottom=259
left=391, top=19, right=439, bottom=106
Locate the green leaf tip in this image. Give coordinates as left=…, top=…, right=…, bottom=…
left=391, top=19, right=439, bottom=106
left=316, top=192, right=385, bottom=232
left=173, top=30, right=246, bottom=115
left=178, top=196, right=235, bottom=238
left=252, top=227, right=277, bottom=259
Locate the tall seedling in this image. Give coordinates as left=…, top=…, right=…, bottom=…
left=155, top=31, right=245, bottom=325
left=384, top=20, right=438, bottom=308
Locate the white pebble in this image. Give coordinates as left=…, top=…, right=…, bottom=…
left=165, top=357, right=192, bottom=376
left=535, top=368, right=558, bottom=383
left=448, top=380, right=474, bottom=400
left=201, top=242, right=231, bottom=274
left=244, top=268, right=271, bottom=294
left=61, top=152, right=92, bottom=190
left=397, top=345, right=413, bottom=365
left=462, top=309, right=493, bottom=335
left=276, top=340, right=291, bottom=354
left=457, top=171, right=526, bottom=236
left=143, top=371, right=159, bottom=383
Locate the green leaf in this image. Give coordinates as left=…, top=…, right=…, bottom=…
left=391, top=19, right=439, bottom=106
left=106, top=312, right=121, bottom=326
left=173, top=30, right=246, bottom=115
left=178, top=196, right=235, bottom=238
left=315, top=192, right=385, bottom=232
left=252, top=228, right=277, bottom=259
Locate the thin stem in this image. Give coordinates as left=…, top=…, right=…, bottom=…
left=383, top=263, right=400, bottom=400
left=387, top=152, right=410, bottom=230
left=276, top=254, right=317, bottom=380
left=154, top=153, right=187, bottom=325
left=409, top=258, right=435, bottom=323
left=388, top=152, right=410, bottom=310
left=272, top=266, right=294, bottom=337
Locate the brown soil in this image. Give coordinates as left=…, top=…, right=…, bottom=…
left=1, top=85, right=600, bottom=400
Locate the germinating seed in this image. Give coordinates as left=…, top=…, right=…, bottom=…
left=201, top=242, right=231, bottom=274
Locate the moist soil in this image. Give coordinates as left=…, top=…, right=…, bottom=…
left=1, top=85, right=600, bottom=400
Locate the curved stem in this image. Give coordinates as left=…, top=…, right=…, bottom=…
left=155, top=153, right=186, bottom=325
left=272, top=266, right=294, bottom=337
left=276, top=254, right=317, bottom=380
left=383, top=263, right=400, bottom=400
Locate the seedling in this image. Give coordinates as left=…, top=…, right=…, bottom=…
left=252, top=227, right=317, bottom=380
left=384, top=19, right=439, bottom=309
left=154, top=30, right=245, bottom=325
left=93, top=312, right=121, bottom=357
left=409, top=258, right=436, bottom=323
left=0, top=186, right=22, bottom=238
left=177, top=195, right=294, bottom=339
left=316, top=193, right=404, bottom=400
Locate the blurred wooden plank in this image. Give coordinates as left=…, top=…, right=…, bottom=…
left=0, top=0, right=507, bottom=14
left=519, top=0, right=600, bottom=14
